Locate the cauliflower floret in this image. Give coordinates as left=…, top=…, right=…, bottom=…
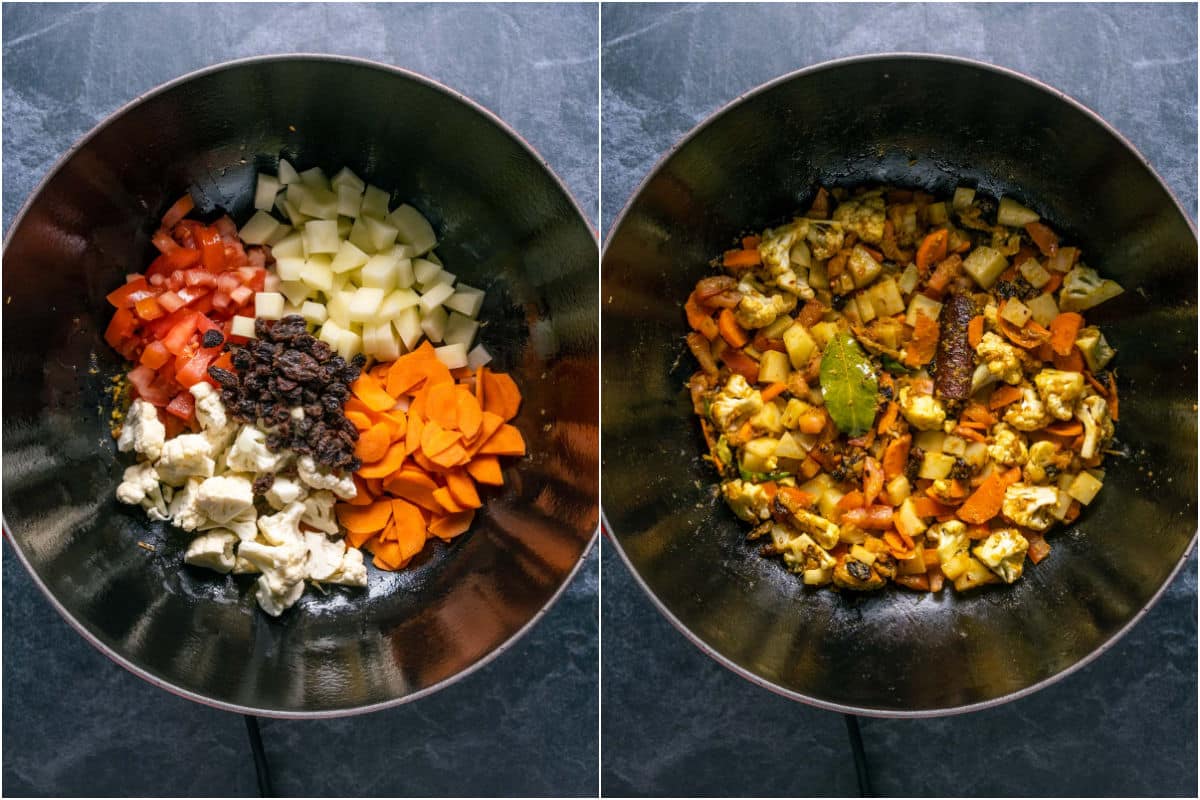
left=1059, top=265, right=1123, bottom=312
left=976, top=332, right=1025, bottom=385
left=233, top=555, right=260, bottom=574
left=1023, top=440, right=1061, bottom=484
left=265, top=476, right=308, bottom=510
left=155, top=434, right=215, bottom=486
left=301, top=490, right=339, bottom=534
left=708, top=374, right=764, bottom=433
left=203, top=506, right=258, bottom=542
left=115, top=462, right=172, bottom=521
left=1076, top=394, right=1114, bottom=460
left=1001, top=484, right=1060, bottom=532
left=188, top=382, right=227, bottom=431
left=1004, top=385, right=1051, bottom=431
left=1075, top=326, right=1116, bottom=373
left=167, top=478, right=207, bottom=531
left=1034, top=369, right=1085, bottom=421
left=832, top=192, right=886, bottom=245
left=117, top=399, right=166, bottom=461
left=733, top=284, right=794, bottom=329
left=758, top=222, right=816, bottom=299
left=183, top=529, right=238, bottom=574
left=897, top=386, right=946, bottom=431
left=326, top=546, right=368, bottom=588
left=932, top=520, right=969, bottom=567
left=721, top=478, right=772, bottom=522
left=225, top=425, right=292, bottom=474
left=237, top=540, right=308, bottom=617
left=973, top=528, right=1029, bottom=583
left=987, top=423, right=1029, bottom=466
left=304, top=530, right=348, bottom=581
left=194, top=474, right=255, bottom=525
left=779, top=530, right=837, bottom=574
left=296, top=455, right=357, bottom=500
left=779, top=507, right=840, bottom=550
left=257, top=501, right=306, bottom=547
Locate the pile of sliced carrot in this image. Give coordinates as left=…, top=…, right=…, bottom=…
left=334, top=341, right=526, bottom=571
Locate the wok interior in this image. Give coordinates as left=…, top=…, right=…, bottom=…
left=2, top=58, right=598, bottom=714
left=601, top=57, right=1196, bottom=713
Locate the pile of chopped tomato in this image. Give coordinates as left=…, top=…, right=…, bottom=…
left=104, top=194, right=267, bottom=427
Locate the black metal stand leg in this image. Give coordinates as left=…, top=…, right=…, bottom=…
left=244, top=715, right=276, bottom=797
left=844, top=714, right=874, bottom=797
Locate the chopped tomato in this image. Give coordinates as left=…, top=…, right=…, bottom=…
left=175, top=348, right=216, bottom=387
left=127, top=364, right=173, bottom=406
left=162, top=312, right=200, bottom=355
left=133, top=295, right=165, bottom=321
left=175, top=286, right=211, bottom=307
left=139, top=341, right=171, bottom=369
left=204, top=351, right=235, bottom=386
left=183, top=268, right=216, bottom=287
left=165, top=390, right=196, bottom=421
left=196, top=225, right=225, bottom=272
left=151, top=228, right=180, bottom=254
left=146, top=247, right=201, bottom=278
left=105, top=307, right=139, bottom=348
left=106, top=277, right=155, bottom=308
left=160, top=193, right=195, bottom=229
left=229, top=285, right=254, bottom=307
left=157, top=290, right=186, bottom=314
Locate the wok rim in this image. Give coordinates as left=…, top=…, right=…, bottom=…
left=2, top=52, right=600, bottom=719
left=600, top=51, right=1197, bottom=718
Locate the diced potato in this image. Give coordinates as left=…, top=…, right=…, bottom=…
left=277, top=280, right=308, bottom=307
left=760, top=315, right=794, bottom=340
left=757, top=350, right=790, bottom=385
left=300, top=301, right=327, bottom=325
left=1000, top=298, right=1032, bottom=327
left=238, top=211, right=281, bottom=246
left=780, top=398, right=804, bottom=429
left=298, top=187, right=338, bottom=220
left=870, top=277, right=905, bottom=316
left=803, top=568, right=833, bottom=586
left=318, top=319, right=345, bottom=347
left=336, top=184, right=363, bottom=218
left=789, top=239, right=812, bottom=270
left=274, top=256, right=306, bottom=282
left=997, top=197, right=1039, bottom=227
left=366, top=321, right=401, bottom=361
left=394, top=256, right=416, bottom=289
left=850, top=544, right=876, bottom=566
left=393, top=243, right=418, bottom=260
left=419, top=282, right=456, bottom=314
left=1026, top=293, right=1059, bottom=328
left=906, top=294, right=943, bottom=327
left=412, top=258, right=442, bottom=286
left=325, top=291, right=352, bottom=328
left=926, top=201, right=949, bottom=225
left=740, top=437, right=778, bottom=474
left=807, top=260, right=829, bottom=290
left=914, top=430, right=945, bottom=452
left=886, top=475, right=912, bottom=505
left=348, top=287, right=385, bottom=323
left=963, top=440, right=989, bottom=468
left=271, top=231, right=304, bottom=259
left=435, top=342, right=469, bottom=370
left=941, top=435, right=966, bottom=457
left=387, top=204, right=437, bottom=255
left=467, top=343, right=492, bottom=370
left=299, top=166, right=330, bottom=191
left=782, top=324, right=816, bottom=368
left=422, top=268, right=456, bottom=289
left=919, top=452, right=956, bottom=480
left=264, top=223, right=293, bottom=248
left=952, top=186, right=975, bottom=210
left=348, top=217, right=376, bottom=254
left=848, top=245, right=883, bottom=288
left=444, top=285, right=484, bottom=318
left=954, top=557, right=1000, bottom=591
left=1019, top=258, right=1052, bottom=289
left=331, top=167, right=365, bottom=193
left=336, top=328, right=362, bottom=361
left=329, top=271, right=353, bottom=296
left=774, top=431, right=807, bottom=461
left=277, top=158, right=301, bottom=185
left=809, top=321, right=839, bottom=349
left=254, top=174, right=281, bottom=211
left=354, top=254, right=395, bottom=293
left=1047, top=246, right=1078, bottom=273
left=299, top=256, right=334, bottom=293
left=362, top=216, right=399, bottom=251
left=231, top=315, right=257, bottom=339
left=377, top=288, right=421, bottom=320
left=897, top=263, right=920, bottom=295
left=963, top=246, right=1009, bottom=289
left=329, top=240, right=369, bottom=274
left=302, top=220, right=340, bottom=254
left=360, top=185, right=391, bottom=219
left=282, top=199, right=311, bottom=228
left=254, top=292, right=285, bottom=321
left=394, top=306, right=423, bottom=350
left=852, top=293, right=876, bottom=323
left=1067, top=472, right=1103, bottom=505
left=420, top=305, right=448, bottom=343
left=443, top=312, right=480, bottom=349
left=898, top=544, right=927, bottom=575
left=940, top=550, right=973, bottom=580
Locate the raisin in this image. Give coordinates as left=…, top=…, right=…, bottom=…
left=202, top=329, right=224, bottom=349
left=208, top=367, right=239, bottom=388
left=252, top=474, right=275, bottom=495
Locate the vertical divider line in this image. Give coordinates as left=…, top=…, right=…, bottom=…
left=844, top=714, right=873, bottom=797
left=244, top=715, right=276, bottom=797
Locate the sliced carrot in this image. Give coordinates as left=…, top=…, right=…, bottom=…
left=429, top=443, right=469, bottom=470
left=405, top=413, right=424, bottom=456
left=432, top=486, right=464, bottom=514
left=455, top=388, right=483, bottom=439
left=344, top=528, right=375, bottom=549
left=350, top=372, right=398, bottom=413
left=1052, top=347, right=1084, bottom=372
left=344, top=475, right=375, bottom=506
left=477, top=424, right=526, bottom=456
left=481, top=370, right=522, bottom=421
left=345, top=410, right=374, bottom=431
left=336, top=501, right=393, bottom=534
left=1045, top=420, right=1083, bottom=436
left=467, top=412, right=506, bottom=456
left=723, top=248, right=761, bottom=269
left=760, top=382, right=787, bottom=403
left=988, top=384, right=1024, bottom=410
left=389, top=499, right=426, bottom=558
left=904, top=311, right=940, bottom=367
left=778, top=486, right=815, bottom=508
left=429, top=509, right=475, bottom=541
left=467, top=455, right=504, bottom=486
left=358, top=440, right=407, bottom=479
left=420, top=419, right=462, bottom=457
left=383, top=470, right=443, bottom=513
left=796, top=300, right=825, bottom=328
left=954, top=425, right=987, bottom=442
left=685, top=293, right=719, bottom=340
left=355, top=423, right=392, bottom=463
left=961, top=403, right=997, bottom=427
left=1109, top=374, right=1119, bottom=421
left=1049, top=312, right=1084, bottom=357
left=371, top=540, right=406, bottom=570
left=446, top=470, right=482, bottom=509
left=882, top=434, right=911, bottom=480
left=425, top=381, right=459, bottom=431
left=717, top=308, right=749, bottom=348
left=1024, top=221, right=1059, bottom=256
left=967, top=315, right=984, bottom=349
left=386, top=344, right=437, bottom=396
left=836, top=490, right=865, bottom=511
left=956, top=470, right=1019, bottom=525
left=910, top=495, right=953, bottom=519
left=876, top=400, right=899, bottom=435
left=1042, top=273, right=1063, bottom=294
left=915, top=229, right=949, bottom=274
left=741, top=235, right=761, bottom=250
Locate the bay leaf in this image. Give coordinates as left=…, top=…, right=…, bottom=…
left=819, top=331, right=879, bottom=436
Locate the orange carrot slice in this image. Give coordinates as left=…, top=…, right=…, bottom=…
left=425, top=381, right=459, bottom=431
left=358, top=440, right=407, bottom=479
left=429, top=443, right=469, bottom=470
left=429, top=509, right=475, bottom=540
left=351, top=372, right=397, bottom=413
left=345, top=410, right=374, bottom=431
left=336, top=501, right=393, bottom=534
left=432, top=486, right=464, bottom=514
left=1049, top=312, right=1084, bottom=357
left=455, top=387, right=483, bottom=439
left=466, top=455, right=504, bottom=486
left=355, top=423, right=392, bottom=463
left=420, top=420, right=462, bottom=457
left=482, top=370, right=521, bottom=421
left=446, top=470, right=482, bottom=509
left=478, top=424, right=526, bottom=456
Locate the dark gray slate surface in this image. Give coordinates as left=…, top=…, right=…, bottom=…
left=600, top=3, right=1197, bottom=797
left=2, top=3, right=598, bottom=797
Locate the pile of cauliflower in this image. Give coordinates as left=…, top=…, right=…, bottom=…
left=116, top=382, right=366, bottom=616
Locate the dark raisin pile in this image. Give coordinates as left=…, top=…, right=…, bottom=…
left=209, top=315, right=365, bottom=471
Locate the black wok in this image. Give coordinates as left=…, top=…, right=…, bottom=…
left=601, top=54, right=1196, bottom=716
left=3, top=55, right=598, bottom=716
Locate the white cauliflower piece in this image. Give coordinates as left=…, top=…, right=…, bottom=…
left=987, top=423, right=1029, bottom=466
left=303, top=530, right=348, bottom=581
left=301, top=490, right=339, bottom=534
left=1001, top=484, right=1060, bottom=532
left=1059, top=265, right=1123, bottom=312
left=733, top=283, right=795, bottom=329
left=832, top=192, right=886, bottom=244
left=1075, top=326, right=1116, bottom=373
left=155, top=434, right=215, bottom=486
left=225, top=425, right=291, bottom=474
left=721, top=479, right=772, bottom=522
left=194, top=474, right=255, bottom=525
left=203, top=506, right=257, bottom=542
left=115, top=462, right=172, bottom=521
left=237, top=540, right=308, bottom=617
left=1034, top=369, right=1085, bottom=421
left=188, top=381, right=227, bottom=431
left=233, top=555, right=260, bottom=574
left=117, top=399, right=166, bottom=461
left=296, top=455, right=358, bottom=500
left=1004, top=385, right=1051, bottom=431
left=976, top=332, right=1025, bottom=385
left=257, top=501, right=306, bottom=547
left=1023, top=440, right=1061, bottom=484
left=326, top=546, right=368, bottom=588
left=265, top=476, right=308, bottom=510
left=780, top=531, right=837, bottom=573
left=184, top=529, right=238, bottom=574
left=897, top=386, right=946, bottom=431
left=932, top=520, right=969, bottom=567
left=758, top=222, right=816, bottom=299
left=973, top=528, right=1029, bottom=583
left=780, top=507, right=840, bottom=550
left=168, top=478, right=207, bottom=531
left=708, top=374, right=764, bottom=433
left=1076, top=394, right=1114, bottom=460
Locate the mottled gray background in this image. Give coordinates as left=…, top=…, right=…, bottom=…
left=601, top=3, right=1197, bottom=797
left=2, top=3, right=597, bottom=797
